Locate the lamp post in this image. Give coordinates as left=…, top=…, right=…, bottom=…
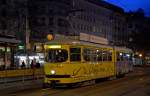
left=139, top=53, right=143, bottom=65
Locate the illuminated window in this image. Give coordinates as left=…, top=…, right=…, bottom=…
left=70, top=48, right=81, bottom=62
left=47, top=49, right=68, bottom=63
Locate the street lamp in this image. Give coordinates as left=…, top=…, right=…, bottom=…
left=47, top=34, right=53, bottom=41
left=139, top=53, right=143, bottom=65
left=139, top=54, right=142, bottom=57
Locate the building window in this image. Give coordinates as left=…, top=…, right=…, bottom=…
left=72, top=23, right=76, bottom=29
left=37, top=17, right=46, bottom=26
left=128, top=24, right=133, bottom=28
left=49, top=17, right=54, bottom=25
left=1, top=0, right=7, bottom=4
left=58, top=18, right=67, bottom=27
left=1, top=21, right=7, bottom=30
left=49, top=9, right=53, bottom=14
left=49, top=30, right=53, bottom=34
left=38, top=6, right=46, bottom=13
left=1, top=9, right=6, bottom=17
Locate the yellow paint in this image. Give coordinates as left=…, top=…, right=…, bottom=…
left=0, top=68, right=44, bottom=78
left=47, top=45, right=61, bottom=49
left=44, top=62, right=115, bottom=84
left=44, top=43, right=132, bottom=85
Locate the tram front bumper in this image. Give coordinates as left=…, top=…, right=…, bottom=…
left=44, top=75, right=72, bottom=84
left=44, top=75, right=86, bottom=84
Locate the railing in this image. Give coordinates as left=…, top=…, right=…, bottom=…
left=0, top=67, right=44, bottom=90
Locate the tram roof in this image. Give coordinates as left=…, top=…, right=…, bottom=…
left=45, top=38, right=132, bottom=52
left=114, top=46, right=132, bottom=52
left=45, top=39, right=112, bottom=49
left=79, top=41, right=112, bottom=48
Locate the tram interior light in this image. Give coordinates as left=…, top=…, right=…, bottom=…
left=72, top=41, right=80, bottom=44
left=48, top=45, right=61, bottom=49
left=126, top=54, right=130, bottom=57
left=120, top=53, right=123, bottom=56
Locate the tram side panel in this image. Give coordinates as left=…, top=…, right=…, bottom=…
left=115, top=50, right=133, bottom=76
left=44, top=61, right=115, bottom=85
left=44, top=45, right=116, bottom=85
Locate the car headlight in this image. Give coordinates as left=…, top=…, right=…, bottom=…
left=51, top=70, right=56, bottom=75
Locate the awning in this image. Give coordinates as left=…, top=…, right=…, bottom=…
left=0, top=37, right=21, bottom=44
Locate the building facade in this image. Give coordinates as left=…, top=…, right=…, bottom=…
left=70, top=0, right=128, bottom=46
left=126, top=9, right=150, bottom=50
left=0, top=0, right=129, bottom=52
left=0, top=0, right=131, bottom=68
left=29, top=0, right=71, bottom=39
left=28, top=0, right=128, bottom=47
left=0, top=0, right=20, bottom=69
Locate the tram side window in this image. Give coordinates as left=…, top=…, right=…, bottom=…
left=70, top=48, right=81, bottom=62
left=102, top=50, right=112, bottom=61
left=97, top=50, right=102, bottom=61
left=0, top=49, right=5, bottom=70
left=117, top=52, right=123, bottom=61
left=93, top=49, right=98, bottom=61
left=117, top=52, right=130, bottom=61
left=129, top=53, right=133, bottom=61
left=47, top=49, right=68, bottom=63
left=124, top=53, right=132, bottom=61
left=102, top=51, right=107, bottom=61
left=83, top=48, right=91, bottom=61
left=108, top=50, right=112, bottom=61
left=123, top=53, right=129, bottom=61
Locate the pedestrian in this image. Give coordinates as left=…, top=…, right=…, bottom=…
left=32, top=58, right=36, bottom=79
left=21, top=60, right=26, bottom=68
left=31, top=60, right=34, bottom=68
left=36, top=61, right=40, bottom=68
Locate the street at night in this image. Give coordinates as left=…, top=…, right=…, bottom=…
left=0, top=0, right=150, bottom=96
left=1, top=66, right=149, bottom=96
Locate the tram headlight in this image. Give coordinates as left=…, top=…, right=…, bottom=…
left=51, top=70, right=56, bottom=75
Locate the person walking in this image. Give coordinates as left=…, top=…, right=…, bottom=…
left=21, top=60, right=26, bottom=69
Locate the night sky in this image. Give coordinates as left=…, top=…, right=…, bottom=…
left=104, top=0, right=150, bottom=17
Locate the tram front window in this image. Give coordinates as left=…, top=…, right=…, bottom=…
left=47, top=49, right=68, bottom=63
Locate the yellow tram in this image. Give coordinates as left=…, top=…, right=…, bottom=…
left=43, top=36, right=133, bottom=87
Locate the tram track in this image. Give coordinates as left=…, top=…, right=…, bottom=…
left=10, top=88, right=69, bottom=96
left=29, top=75, right=150, bottom=95
left=67, top=73, right=150, bottom=96
left=40, top=72, right=150, bottom=96
left=7, top=67, right=150, bottom=96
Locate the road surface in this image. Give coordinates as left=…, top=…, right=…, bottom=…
left=3, top=66, right=150, bottom=96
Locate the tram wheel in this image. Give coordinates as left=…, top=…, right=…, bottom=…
left=67, top=83, right=82, bottom=88
left=43, top=83, right=51, bottom=88
left=117, top=73, right=125, bottom=78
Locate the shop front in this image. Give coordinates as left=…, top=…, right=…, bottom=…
left=14, top=52, right=45, bottom=69
left=0, top=37, right=20, bottom=70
